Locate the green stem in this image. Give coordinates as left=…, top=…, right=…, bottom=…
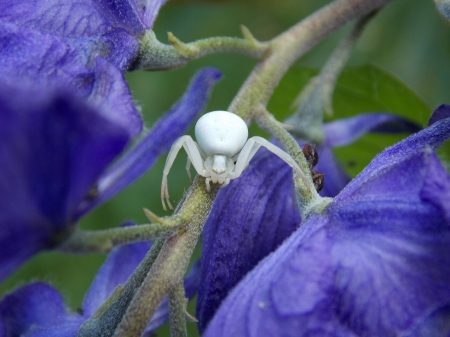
left=58, top=216, right=184, bottom=254
left=229, top=0, right=395, bottom=121
left=168, top=283, right=189, bottom=337
left=112, top=177, right=219, bottom=337
left=129, top=26, right=269, bottom=71
left=254, top=107, right=319, bottom=202
left=77, top=239, right=165, bottom=337
left=285, top=10, right=379, bottom=142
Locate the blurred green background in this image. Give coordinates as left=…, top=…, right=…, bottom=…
left=1, top=0, right=450, bottom=336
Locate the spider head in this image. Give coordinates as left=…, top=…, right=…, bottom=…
left=205, top=155, right=235, bottom=184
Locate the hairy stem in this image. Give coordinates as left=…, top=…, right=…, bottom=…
left=168, top=283, right=189, bottom=337
left=58, top=218, right=185, bottom=254
left=254, top=107, right=319, bottom=202
left=229, top=0, right=395, bottom=121
left=130, top=27, right=269, bottom=71
left=285, top=10, right=379, bottom=142
left=112, top=177, right=219, bottom=337
left=77, top=239, right=165, bottom=337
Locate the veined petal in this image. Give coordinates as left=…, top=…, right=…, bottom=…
left=204, top=135, right=450, bottom=337
left=88, top=57, right=143, bottom=138
left=137, top=0, right=167, bottom=29
left=0, top=22, right=142, bottom=136
left=0, top=0, right=158, bottom=38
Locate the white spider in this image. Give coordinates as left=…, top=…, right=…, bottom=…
left=161, top=110, right=304, bottom=210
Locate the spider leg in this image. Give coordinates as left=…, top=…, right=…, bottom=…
left=161, top=136, right=206, bottom=211
left=235, top=137, right=310, bottom=192
left=186, top=157, right=192, bottom=183
left=182, top=137, right=207, bottom=176
left=221, top=178, right=231, bottom=188
left=233, top=139, right=262, bottom=179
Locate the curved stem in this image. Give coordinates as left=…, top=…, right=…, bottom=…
left=285, top=10, right=379, bottom=142
left=229, top=0, right=395, bottom=121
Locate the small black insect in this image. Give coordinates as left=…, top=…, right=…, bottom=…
left=302, top=144, right=325, bottom=193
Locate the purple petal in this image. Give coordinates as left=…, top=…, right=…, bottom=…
left=0, top=283, right=84, bottom=337
left=82, top=234, right=150, bottom=317
left=329, top=151, right=447, bottom=231
left=324, top=113, right=421, bottom=147
left=0, top=0, right=144, bottom=133
left=0, top=0, right=153, bottom=37
left=429, top=104, right=450, bottom=126
left=336, top=115, right=450, bottom=202
left=197, top=146, right=301, bottom=332
left=0, top=22, right=92, bottom=94
left=203, top=215, right=331, bottom=337
left=136, top=0, right=167, bottom=29
left=0, top=21, right=138, bottom=78
left=0, top=84, right=130, bottom=281
left=87, top=57, right=143, bottom=139
left=78, top=68, right=222, bottom=216
left=205, top=149, right=450, bottom=336
left=420, top=151, right=450, bottom=224
left=0, top=22, right=141, bottom=136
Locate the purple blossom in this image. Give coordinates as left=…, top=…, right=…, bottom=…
left=0, top=231, right=202, bottom=337
left=203, top=108, right=450, bottom=336
left=0, top=0, right=166, bottom=136
left=197, top=112, right=420, bottom=332
left=0, top=68, right=221, bottom=282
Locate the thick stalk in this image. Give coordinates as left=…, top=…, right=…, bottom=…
left=112, top=177, right=219, bottom=337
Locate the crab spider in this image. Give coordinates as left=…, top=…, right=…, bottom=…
left=161, top=110, right=305, bottom=211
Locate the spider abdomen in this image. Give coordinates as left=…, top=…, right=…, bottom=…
left=195, top=110, right=248, bottom=157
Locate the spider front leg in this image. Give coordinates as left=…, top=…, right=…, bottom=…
left=234, top=137, right=310, bottom=192
left=161, top=136, right=207, bottom=211
left=186, top=142, right=207, bottom=183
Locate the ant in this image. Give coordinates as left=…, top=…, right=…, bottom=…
left=302, top=144, right=325, bottom=193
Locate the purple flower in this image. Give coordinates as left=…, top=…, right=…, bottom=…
left=0, top=68, right=221, bottom=282
left=0, top=231, right=202, bottom=337
left=203, top=108, right=450, bottom=336
left=0, top=0, right=166, bottom=136
left=197, top=112, right=420, bottom=332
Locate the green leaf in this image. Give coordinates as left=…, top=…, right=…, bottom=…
left=268, top=64, right=432, bottom=177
